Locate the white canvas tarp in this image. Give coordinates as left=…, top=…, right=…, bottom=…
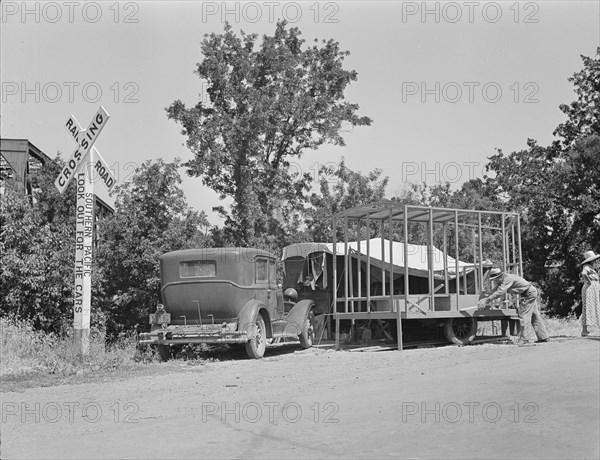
left=282, top=238, right=476, bottom=279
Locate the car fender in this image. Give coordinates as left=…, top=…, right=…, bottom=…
left=238, top=299, right=272, bottom=337
left=283, top=299, right=314, bottom=336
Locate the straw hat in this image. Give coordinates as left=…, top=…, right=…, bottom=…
left=580, top=250, right=600, bottom=265
left=489, top=268, right=503, bottom=280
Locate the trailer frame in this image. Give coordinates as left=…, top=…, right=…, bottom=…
left=331, top=204, right=523, bottom=350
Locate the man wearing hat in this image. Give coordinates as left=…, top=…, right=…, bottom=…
left=478, top=268, right=550, bottom=343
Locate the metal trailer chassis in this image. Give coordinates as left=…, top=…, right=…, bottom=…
left=331, top=204, right=525, bottom=349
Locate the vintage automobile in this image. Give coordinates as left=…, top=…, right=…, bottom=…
left=138, top=247, right=316, bottom=359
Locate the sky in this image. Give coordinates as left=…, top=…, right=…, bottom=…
left=2, top=1, right=599, bottom=224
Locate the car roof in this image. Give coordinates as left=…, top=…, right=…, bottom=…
left=160, top=247, right=276, bottom=262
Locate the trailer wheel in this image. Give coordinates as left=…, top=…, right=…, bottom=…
left=299, top=309, right=315, bottom=349
left=245, top=316, right=267, bottom=359
left=444, top=317, right=477, bottom=345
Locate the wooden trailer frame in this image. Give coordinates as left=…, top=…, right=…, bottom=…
left=332, top=204, right=524, bottom=350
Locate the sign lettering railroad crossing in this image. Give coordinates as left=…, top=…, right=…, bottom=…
left=55, top=106, right=116, bottom=193
left=54, top=106, right=115, bottom=355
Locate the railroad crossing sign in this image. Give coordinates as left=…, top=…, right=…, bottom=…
left=55, top=106, right=115, bottom=193
left=54, top=106, right=116, bottom=355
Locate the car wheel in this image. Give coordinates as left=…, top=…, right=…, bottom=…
left=245, top=316, right=267, bottom=359
left=444, top=317, right=477, bottom=345
left=299, top=310, right=315, bottom=349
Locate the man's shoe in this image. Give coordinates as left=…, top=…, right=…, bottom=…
left=535, top=338, right=549, bottom=343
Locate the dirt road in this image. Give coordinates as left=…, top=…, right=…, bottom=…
left=2, top=338, right=599, bottom=459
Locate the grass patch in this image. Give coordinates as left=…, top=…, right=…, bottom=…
left=542, top=313, right=583, bottom=337
left=0, top=317, right=230, bottom=391
left=476, top=313, right=583, bottom=338
left=0, top=316, right=154, bottom=379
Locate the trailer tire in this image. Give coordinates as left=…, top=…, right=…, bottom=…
left=299, top=309, right=315, bottom=349
left=245, top=316, right=267, bottom=359
left=444, top=317, right=477, bottom=345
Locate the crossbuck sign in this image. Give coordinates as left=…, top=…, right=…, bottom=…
left=54, top=106, right=116, bottom=355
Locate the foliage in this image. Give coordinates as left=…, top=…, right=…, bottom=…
left=0, top=190, right=72, bottom=332
left=390, top=180, right=504, bottom=263
left=554, top=46, right=600, bottom=146
left=0, top=159, right=79, bottom=333
left=0, top=315, right=144, bottom=378
left=305, top=158, right=388, bottom=241
left=550, top=135, right=600, bottom=315
left=96, top=159, right=211, bottom=339
left=559, top=135, right=600, bottom=250
left=484, top=47, right=600, bottom=316
left=484, top=140, right=562, bottom=276
left=1, top=156, right=211, bottom=340
left=167, top=21, right=372, bottom=247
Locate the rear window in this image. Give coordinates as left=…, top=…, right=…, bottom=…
left=255, top=258, right=268, bottom=283
left=180, top=260, right=216, bottom=278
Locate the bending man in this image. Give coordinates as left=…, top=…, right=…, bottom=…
left=478, top=268, right=550, bottom=343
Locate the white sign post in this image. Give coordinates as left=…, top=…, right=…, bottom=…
left=54, top=106, right=115, bottom=356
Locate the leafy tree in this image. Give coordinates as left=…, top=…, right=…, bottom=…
left=559, top=135, right=600, bottom=249
left=0, top=190, right=72, bottom=331
left=96, top=159, right=211, bottom=339
left=550, top=135, right=600, bottom=315
left=0, top=158, right=78, bottom=333
left=393, top=180, right=503, bottom=263
left=305, top=158, right=388, bottom=242
left=167, top=21, right=372, bottom=248
left=1, top=156, right=213, bottom=338
left=554, top=46, right=600, bottom=146
left=484, top=140, right=564, bottom=274
left=484, top=48, right=600, bottom=316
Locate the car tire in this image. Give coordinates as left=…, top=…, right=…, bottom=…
left=245, top=316, right=267, bottom=359
left=444, top=317, right=477, bottom=345
left=299, top=309, right=315, bottom=349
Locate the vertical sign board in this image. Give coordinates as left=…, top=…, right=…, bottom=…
left=73, top=164, right=95, bottom=353
left=54, top=106, right=116, bottom=355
